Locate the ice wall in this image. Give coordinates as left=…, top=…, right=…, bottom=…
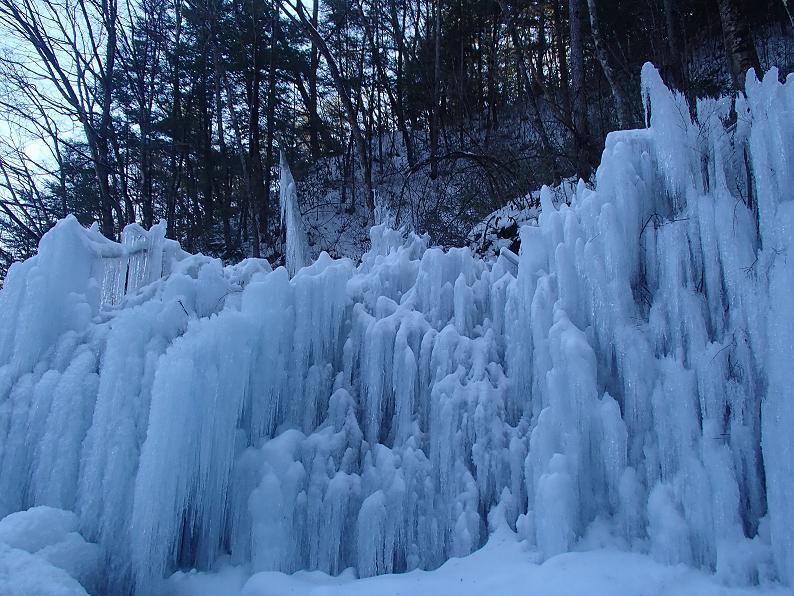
left=0, top=65, right=792, bottom=594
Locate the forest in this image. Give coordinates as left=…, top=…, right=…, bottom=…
left=0, top=0, right=790, bottom=272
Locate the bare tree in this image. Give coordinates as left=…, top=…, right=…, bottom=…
left=117, top=0, right=170, bottom=228
left=568, top=0, right=592, bottom=180
left=280, top=0, right=374, bottom=213
left=0, top=0, right=123, bottom=237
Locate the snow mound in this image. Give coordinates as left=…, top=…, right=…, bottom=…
left=0, top=506, right=81, bottom=553
left=0, top=507, right=101, bottom=594
left=0, top=65, right=793, bottom=595
left=0, top=544, right=88, bottom=596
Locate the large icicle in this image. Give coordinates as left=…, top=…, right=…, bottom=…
left=279, top=151, right=312, bottom=276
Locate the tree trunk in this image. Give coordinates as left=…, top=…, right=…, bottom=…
left=586, top=0, right=635, bottom=129
left=553, top=0, right=570, bottom=112
left=485, top=14, right=500, bottom=135
left=498, top=0, right=560, bottom=183
left=294, top=75, right=337, bottom=151
left=360, top=0, right=415, bottom=168
left=245, top=0, right=268, bottom=241
left=214, top=76, right=232, bottom=251
left=661, top=0, right=687, bottom=91
left=200, top=73, right=215, bottom=232
left=717, top=0, right=761, bottom=90
left=535, top=1, right=546, bottom=83
left=263, top=0, right=279, bottom=244
left=308, top=0, right=321, bottom=158
left=98, top=0, right=121, bottom=237
left=391, top=0, right=414, bottom=166
left=430, top=0, right=441, bottom=180
left=166, top=1, right=184, bottom=240
left=212, top=0, right=260, bottom=257
left=782, top=0, right=794, bottom=29
left=569, top=0, right=592, bottom=180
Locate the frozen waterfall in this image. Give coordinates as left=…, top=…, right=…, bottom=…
left=0, top=65, right=793, bottom=595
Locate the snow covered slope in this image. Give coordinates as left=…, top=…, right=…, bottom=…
left=0, top=65, right=793, bottom=595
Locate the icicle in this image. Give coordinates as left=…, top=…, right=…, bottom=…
left=279, top=151, right=312, bottom=276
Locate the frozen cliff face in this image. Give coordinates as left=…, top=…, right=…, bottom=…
left=0, top=65, right=793, bottom=594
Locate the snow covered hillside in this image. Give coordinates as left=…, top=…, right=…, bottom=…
left=0, top=65, right=793, bottom=595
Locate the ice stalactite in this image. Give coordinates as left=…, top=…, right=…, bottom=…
left=0, top=66, right=793, bottom=594
left=279, top=151, right=312, bottom=276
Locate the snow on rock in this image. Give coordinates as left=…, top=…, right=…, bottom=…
left=0, top=64, right=793, bottom=595
left=468, top=178, right=577, bottom=260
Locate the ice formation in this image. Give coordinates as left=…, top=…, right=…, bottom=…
left=0, top=65, right=792, bottom=594
left=280, top=151, right=312, bottom=276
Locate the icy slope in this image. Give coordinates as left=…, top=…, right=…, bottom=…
left=0, top=65, right=793, bottom=595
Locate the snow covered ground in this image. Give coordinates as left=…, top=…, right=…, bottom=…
left=169, top=523, right=790, bottom=596
left=0, top=65, right=793, bottom=596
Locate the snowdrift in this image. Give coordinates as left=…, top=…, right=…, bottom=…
left=0, top=65, right=792, bottom=595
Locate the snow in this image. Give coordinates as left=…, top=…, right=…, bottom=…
left=0, top=544, right=89, bottom=596
left=0, top=507, right=100, bottom=595
left=0, top=65, right=793, bottom=595
left=167, top=526, right=789, bottom=596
